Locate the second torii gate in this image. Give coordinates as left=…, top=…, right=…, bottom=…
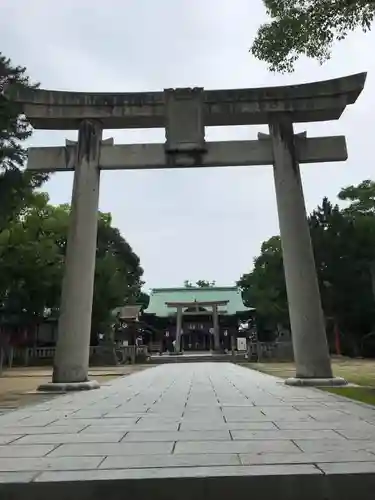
left=6, top=72, right=366, bottom=390
left=165, top=299, right=228, bottom=352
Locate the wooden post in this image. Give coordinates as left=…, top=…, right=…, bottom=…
left=175, top=306, right=182, bottom=353
left=24, top=348, right=29, bottom=366
left=212, top=304, right=220, bottom=351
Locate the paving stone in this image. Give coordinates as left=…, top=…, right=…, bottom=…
left=231, top=429, right=340, bottom=440
left=263, top=413, right=315, bottom=422
left=0, top=435, right=24, bottom=445
left=0, top=472, right=37, bottom=483
left=306, top=410, right=359, bottom=421
left=240, top=451, right=375, bottom=465
left=14, top=432, right=126, bottom=445
left=0, top=444, right=56, bottom=457
left=261, top=409, right=311, bottom=418
left=136, top=416, right=182, bottom=422
left=0, top=416, right=51, bottom=427
left=317, top=461, right=375, bottom=474
left=53, top=417, right=138, bottom=427
left=34, top=463, right=321, bottom=483
left=181, top=415, right=226, bottom=423
left=180, top=421, right=278, bottom=431
left=273, top=421, right=375, bottom=431
left=223, top=414, right=268, bottom=422
left=294, top=439, right=375, bottom=453
left=70, top=409, right=109, bottom=418
left=79, top=425, right=137, bottom=433
left=48, top=441, right=174, bottom=457
left=174, top=439, right=300, bottom=454
left=0, top=425, right=88, bottom=435
left=131, top=422, right=180, bottom=431
left=220, top=403, right=255, bottom=407
left=123, top=430, right=230, bottom=442
left=0, top=456, right=103, bottom=472
left=222, top=409, right=266, bottom=419
left=100, top=453, right=241, bottom=469
left=335, top=428, right=375, bottom=440
left=288, top=401, right=326, bottom=407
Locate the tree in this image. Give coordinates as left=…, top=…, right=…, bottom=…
left=308, top=197, right=375, bottom=353
left=251, top=1, right=375, bottom=72
left=137, top=291, right=150, bottom=310
left=338, top=179, right=375, bottom=216
left=238, top=236, right=289, bottom=337
left=337, top=180, right=375, bottom=354
left=0, top=192, right=144, bottom=343
left=239, top=187, right=375, bottom=354
left=92, top=213, right=144, bottom=336
left=0, top=53, right=47, bottom=229
left=184, top=280, right=216, bottom=288
left=0, top=192, right=64, bottom=332
left=195, top=280, right=216, bottom=288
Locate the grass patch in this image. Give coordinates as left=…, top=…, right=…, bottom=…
left=322, top=387, right=375, bottom=406
left=248, top=359, right=375, bottom=387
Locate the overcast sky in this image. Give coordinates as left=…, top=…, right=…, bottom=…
left=1, top=0, right=374, bottom=291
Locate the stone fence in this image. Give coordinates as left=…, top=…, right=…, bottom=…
left=2, top=344, right=148, bottom=368
left=247, top=341, right=294, bottom=361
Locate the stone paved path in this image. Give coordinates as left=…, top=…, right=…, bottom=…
left=1, top=363, right=375, bottom=498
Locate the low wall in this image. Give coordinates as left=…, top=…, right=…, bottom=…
left=247, top=341, right=294, bottom=361
left=3, top=345, right=148, bottom=367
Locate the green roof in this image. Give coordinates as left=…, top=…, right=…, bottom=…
left=144, top=287, right=253, bottom=317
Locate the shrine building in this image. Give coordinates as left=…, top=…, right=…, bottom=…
left=142, top=287, right=254, bottom=352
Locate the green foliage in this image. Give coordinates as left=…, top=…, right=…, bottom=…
left=0, top=193, right=64, bottom=327
left=184, top=280, right=216, bottom=288
left=251, top=1, right=375, bottom=72
left=0, top=52, right=47, bottom=228
left=338, top=179, right=375, bottom=215
left=238, top=181, right=375, bottom=354
left=0, top=193, right=144, bottom=336
left=137, top=291, right=150, bottom=309
left=0, top=52, right=35, bottom=170
left=92, top=214, right=144, bottom=334
left=238, top=236, right=289, bottom=332
left=195, top=280, right=216, bottom=288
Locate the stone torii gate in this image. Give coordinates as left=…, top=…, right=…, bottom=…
left=165, top=299, right=227, bottom=352
left=6, top=73, right=366, bottom=390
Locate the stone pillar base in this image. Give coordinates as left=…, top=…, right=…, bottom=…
left=37, top=380, right=100, bottom=392
left=285, top=377, right=347, bottom=387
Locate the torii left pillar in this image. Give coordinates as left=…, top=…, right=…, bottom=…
left=39, top=120, right=106, bottom=391
left=212, top=304, right=220, bottom=351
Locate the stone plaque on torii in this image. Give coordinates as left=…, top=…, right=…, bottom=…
left=5, top=73, right=366, bottom=390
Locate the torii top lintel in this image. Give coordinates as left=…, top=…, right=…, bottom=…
left=5, top=73, right=366, bottom=130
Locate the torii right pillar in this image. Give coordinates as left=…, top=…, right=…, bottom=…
left=268, top=115, right=345, bottom=386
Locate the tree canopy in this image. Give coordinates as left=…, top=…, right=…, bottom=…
left=0, top=53, right=146, bottom=354
left=238, top=180, right=375, bottom=355
left=0, top=52, right=47, bottom=229
left=0, top=192, right=145, bottom=341
left=184, top=280, right=216, bottom=288
left=251, top=1, right=375, bottom=72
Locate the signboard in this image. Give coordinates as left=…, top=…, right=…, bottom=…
left=237, top=337, right=247, bottom=351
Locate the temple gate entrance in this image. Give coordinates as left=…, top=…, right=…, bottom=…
left=6, top=72, right=366, bottom=389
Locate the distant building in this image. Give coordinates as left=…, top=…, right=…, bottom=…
left=142, top=287, right=255, bottom=352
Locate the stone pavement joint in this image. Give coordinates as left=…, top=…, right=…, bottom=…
left=1, top=363, right=375, bottom=499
